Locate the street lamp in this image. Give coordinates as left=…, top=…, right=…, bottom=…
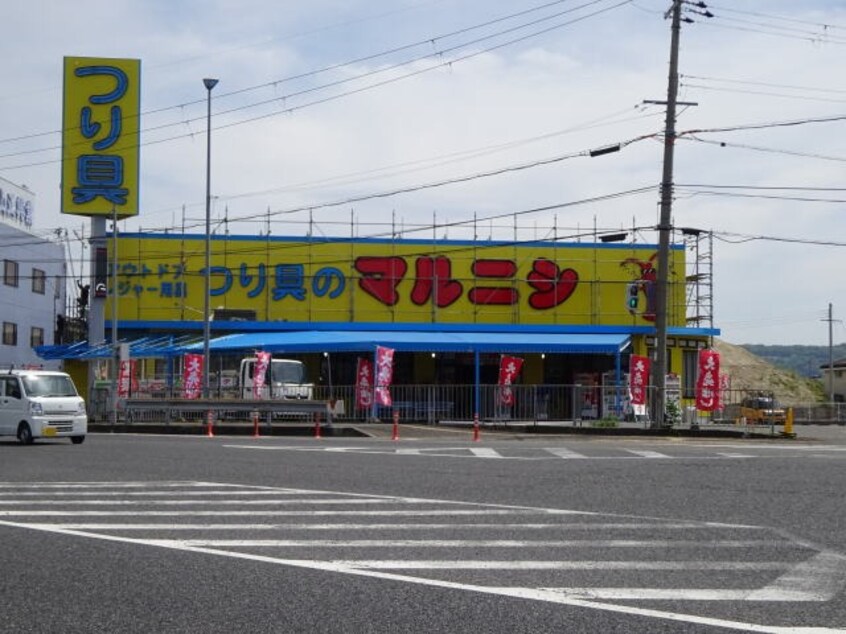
left=202, top=77, right=218, bottom=399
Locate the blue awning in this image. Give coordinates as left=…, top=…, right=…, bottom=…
left=35, top=335, right=199, bottom=360
left=187, top=331, right=631, bottom=355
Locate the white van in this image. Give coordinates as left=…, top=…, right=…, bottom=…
left=0, top=370, right=87, bottom=445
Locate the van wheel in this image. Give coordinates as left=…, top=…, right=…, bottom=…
left=17, top=423, right=33, bottom=445
left=70, top=436, right=85, bottom=445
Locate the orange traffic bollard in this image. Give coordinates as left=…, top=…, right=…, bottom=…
left=391, top=410, right=400, bottom=441
left=252, top=411, right=260, bottom=438
left=472, top=413, right=480, bottom=442
left=314, top=412, right=322, bottom=439
left=206, top=410, right=214, bottom=438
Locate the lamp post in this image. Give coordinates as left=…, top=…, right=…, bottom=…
left=202, top=77, right=218, bottom=400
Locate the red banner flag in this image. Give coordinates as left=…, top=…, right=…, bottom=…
left=355, top=357, right=374, bottom=410
left=182, top=353, right=203, bottom=399
left=117, top=360, right=138, bottom=397
left=628, top=355, right=650, bottom=406
left=375, top=346, right=395, bottom=407
left=696, top=349, right=721, bottom=411
left=497, top=355, right=524, bottom=406
left=253, top=351, right=271, bottom=399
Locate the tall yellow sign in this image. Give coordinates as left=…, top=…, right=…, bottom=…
left=61, top=56, right=140, bottom=218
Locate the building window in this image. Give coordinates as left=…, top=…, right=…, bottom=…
left=3, top=322, right=17, bottom=346
left=30, top=326, right=44, bottom=348
left=4, top=260, right=19, bottom=287
left=32, top=268, right=46, bottom=294
left=682, top=350, right=698, bottom=399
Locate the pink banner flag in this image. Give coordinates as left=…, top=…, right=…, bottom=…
left=696, top=349, right=720, bottom=411
left=182, top=353, right=203, bottom=399
left=628, top=355, right=650, bottom=406
left=497, top=355, right=524, bottom=406
left=253, top=351, right=271, bottom=399
left=374, top=346, right=394, bottom=407
left=355, top=357, right=374, bottom=410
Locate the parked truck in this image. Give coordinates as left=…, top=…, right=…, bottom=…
left=237, top=357, right=314, bottom=400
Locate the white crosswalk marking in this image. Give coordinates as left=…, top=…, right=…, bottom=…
left=1, top=481, right=843, bottom=634
left=624, top=449, right=673, bottom=459
left=544, top=448, right=589, bottom=459
left=468, top=448, right=504, bottom=458
left=226, top=443, right=846, bottom=462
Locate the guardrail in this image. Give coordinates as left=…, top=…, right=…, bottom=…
left=91, top=384, right=846, bottom=426
left=122, top=398, right=330, bottom=424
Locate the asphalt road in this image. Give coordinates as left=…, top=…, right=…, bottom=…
left=1, top=426, right=845, bottom=633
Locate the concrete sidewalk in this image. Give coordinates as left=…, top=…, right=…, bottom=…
left=87, top=418, right=816, bottom=440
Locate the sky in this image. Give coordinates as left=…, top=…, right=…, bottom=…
left=0, top=0, right=844, bottom=347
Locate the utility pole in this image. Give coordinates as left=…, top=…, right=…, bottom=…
left=823, top=303, right=835, bottom=402
left=652, top=0, right=683, bottom=428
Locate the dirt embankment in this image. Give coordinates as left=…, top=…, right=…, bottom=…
left=713, top=339, right=821, bottom=406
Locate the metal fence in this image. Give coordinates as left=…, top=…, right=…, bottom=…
left=89, top=379, right=846, bottom=426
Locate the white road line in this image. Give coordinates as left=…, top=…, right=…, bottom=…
left=748, top=551, right=846, bottom=602
left=0, top=490, right=315, bottom=497
left=138, top=539, right=786, bottom=548
left=1, top=481, right=839, bottom=634
left=20, top=521, right=737, bottom=531
left=0, top=519, right=832, bottom=634
left=0, top=481, right=215, bottom=489
left=536, top=587, right=827, bottom=602
left=545, top=448, right=589, bottom=459
left=0, top=498, right=418, bottom=506
left=695, top=443, right=846, bottom=452
left=717, top=452, right=759, bottom=459
left=328, top=560, right=789, bottom=571
left=624, top=450, right=673, bottom=459
left=0, top=509, right=555, bottom=517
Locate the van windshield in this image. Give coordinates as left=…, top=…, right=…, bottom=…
left=270, top=361, right=304, bottom=384
left=21, top=375, right=78, bottom=397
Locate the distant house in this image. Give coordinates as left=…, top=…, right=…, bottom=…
left=819, top=358, right=846, bottom=402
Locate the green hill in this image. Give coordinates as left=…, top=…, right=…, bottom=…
left=740, top=343, right=846, bottom=379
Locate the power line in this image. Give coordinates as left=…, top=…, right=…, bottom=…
left=142, top=132, right=658, bottom=235
left=677, top=188, right=846, bottom=204
left=696, top=20, right=846, bottom=46
left=712, top=230, right=846, bottom=248
left=706, top=4, right=846, bottom=32
left=0, top=0, right=631, bottom=171
left=681, top=83, right=846, bottom=105
left=679, top=113, right=846, bottom=136
left=681, top=136, right=846, bottom=164
left=681, top=74, right=846, bottom=97
left=0, top=0, right=617, bottom=153
left=677, top=183, right=846, bottom=192
left=142, top=104, right=662, bottom=219
left=1, top=185, right=657, bottom=274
